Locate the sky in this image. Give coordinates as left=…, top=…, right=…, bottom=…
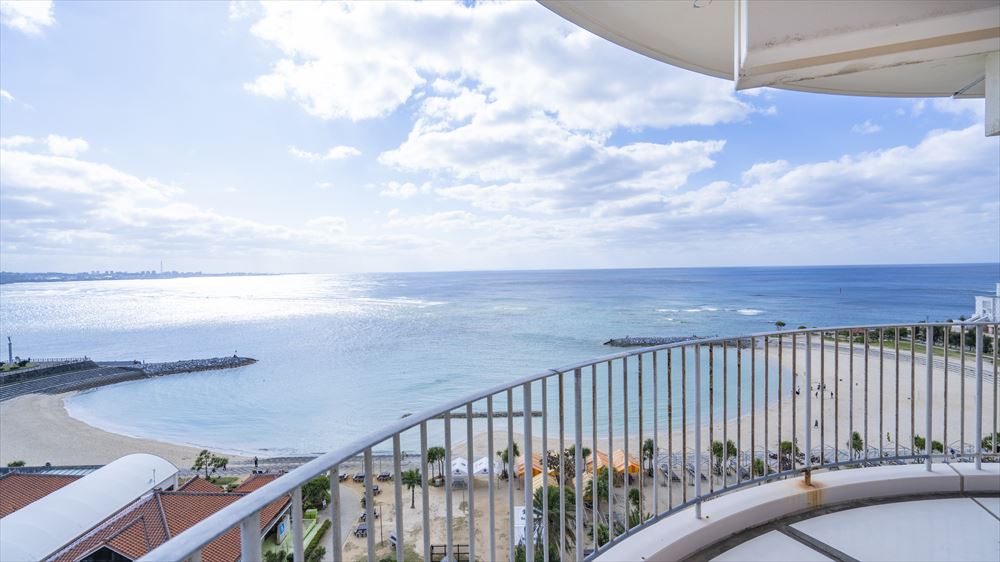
left=0, top=0, right=998, bottom=274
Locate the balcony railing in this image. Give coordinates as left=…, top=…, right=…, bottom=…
left=141, top=322, right=999, bottom=562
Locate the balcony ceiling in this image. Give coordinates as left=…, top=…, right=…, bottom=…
left=540, top=0, right=1000, bottom=98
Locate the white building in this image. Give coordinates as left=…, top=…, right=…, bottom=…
left=972, top=283, right=1000, bottom=322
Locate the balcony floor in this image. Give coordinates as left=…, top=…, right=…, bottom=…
left=710, top=497, right=1000, bottom=562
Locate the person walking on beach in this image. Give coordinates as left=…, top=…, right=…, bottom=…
left=254, top=456, right=258, bottom=469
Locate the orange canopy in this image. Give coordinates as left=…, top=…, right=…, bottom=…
left=612, top=449, right=640, bottom=474
left=516, top=452, right=546, bottom=477
left=586, top=450, right=610, bottom=472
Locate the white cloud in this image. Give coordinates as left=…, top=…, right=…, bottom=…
left=0, top=135, right=35, bottom=149
left=851, top=120, right=881, bottom=134
left=0, top=0, right=54, bottom=35
left=380, top=92, right=726, bottom=214
left=288, top=145, right=361, bottom=161
left=931, top=98, right=985, bottom=119
left=244, top=2, right=755, bottom=130
left=228, top=0, right=256, bottom=21
left=0, top=89, right=14, bottom=102
left=379, top=181, right=432, bottom=199
left=45, top=135, right=89, bottom=157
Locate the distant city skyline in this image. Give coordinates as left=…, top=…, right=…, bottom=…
left=1, top=1, right=998, bottom=273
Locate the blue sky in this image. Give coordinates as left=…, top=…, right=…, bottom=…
left=1, top=1, right=997, bottom=273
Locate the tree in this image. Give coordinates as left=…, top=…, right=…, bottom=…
left=566, top=444, right=590, bottom=460
left=982, top=432, right=1000, bottom=453
left=584, top=466, right=610, bottom=507
left=641, top=438, right=655, bottom=475
left=264, top=550, right=288, bottom=562
left=778, top=440, right=799, bottom=470
left=711, top=440, right=738, bottom=475
left=301, top=475, right=330, bottom=511
left=775, top=321, right=786, bottom=330
left=913, top=435, right=926, bottom=453
left=192, top=450, right=213, bottom=479
left=850, top=431, right=864, bottom=458
left=594, top=523, right=609, bottom=548
left=191, top=450, right=228, bottom=480
left=752, top=458, right=766, bottom=477
left=534, top=485, right=575, bottom=552
left=498, top=442, right=520, bottom=479
left=402, top=468, right=421, bottom=508
left=931, top=440, right=944, bottom=453
left=427, top=447, right=445, bottom=480
left=6, top=460, right=25, bottom=468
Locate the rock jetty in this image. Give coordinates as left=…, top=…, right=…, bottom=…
left=604, top=336, right=755, bottom=348
left=141, top=356, right=257, bottom=376
left=604, top=336, right=706, bottom=347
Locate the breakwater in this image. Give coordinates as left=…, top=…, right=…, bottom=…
left=604, top=336, right=707, bottom=347
left=604, top=336, right=755, bottom=348
left=0, top=356, right=257, bottom=402
left=402, top=410, right=544, bottom=420
left=141, top=356, right=257, bottom=376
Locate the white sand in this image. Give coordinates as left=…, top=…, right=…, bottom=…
left=0, top=392, right=239, bottom=467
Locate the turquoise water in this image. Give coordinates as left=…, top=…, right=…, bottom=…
left=0, top=264, right=994, bottom=455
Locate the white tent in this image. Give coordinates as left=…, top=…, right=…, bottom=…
left=451, top=457, right=469, bottom=483
left=472, top=456, right=498, bottom=477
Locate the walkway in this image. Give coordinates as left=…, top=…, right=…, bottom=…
left=709, top=497, right=1000, bottom=561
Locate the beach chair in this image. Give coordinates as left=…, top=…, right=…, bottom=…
left=353, top=473, right=366, bottom=483
left=338, top=473, right=348, bottom=482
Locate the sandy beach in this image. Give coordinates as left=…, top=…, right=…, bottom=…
left=0, top=392, right=234, bottom=468
left=2, top=338, right=996, bottom=561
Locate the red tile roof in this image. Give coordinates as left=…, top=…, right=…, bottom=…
left=50, top=474, right=290, bottom=562
left=0, top=473, right=81, bottom=517
left=233, top=473, right=279, bottom=493
left=179, top=476, right=226, bottom=493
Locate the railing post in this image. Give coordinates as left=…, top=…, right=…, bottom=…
left=393, top=434, right=405, bottom=562
left=694, top=345, right=702, bottom=519
left=926, top=325, right=933, bottom=471
left=574, top=368, right=584, bottom=562
left=804, top=332, right=812, bottom=484
left=523, top=382, right=534, bottom=562
left=240, top=512, right=261, bottom=562
left=976, top=325, right=984, bottom=470
left=292, top=487, right=304, bottom=562
left=329, top=466, right=342, bottom=562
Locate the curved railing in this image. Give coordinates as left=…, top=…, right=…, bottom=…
left=141, top=322, right=999, bottom=562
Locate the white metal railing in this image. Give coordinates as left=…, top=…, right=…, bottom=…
left=140, top=322, right=999, bottom=562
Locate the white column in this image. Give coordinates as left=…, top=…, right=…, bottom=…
left=987, top=51, right=999, bottom=137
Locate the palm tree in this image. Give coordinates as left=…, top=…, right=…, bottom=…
left=850, top=431, right=864, bottom=458
left=584, top=466, right=610, bottom=511
left=427, top=447, right=445, bottom=480
left=641, top=438, right=655, bottom=475
left=779, top=440, right=798, bottom=471
left=775, top=320, right=786, bottom=330
left=498, top=441, right=520, bottom=479
left=402, top=468, right=421, bottom=508
left=711, top=440, right=737, bottom=475
left=913, top=435, right=926, bottom=453
left=534, top=485, right=575, bottom=551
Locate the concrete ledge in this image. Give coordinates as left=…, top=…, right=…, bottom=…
left=596, top=463, right=1000, bottom=562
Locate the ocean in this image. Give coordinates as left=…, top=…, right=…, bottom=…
left=0, top=264, right=994, bottom=456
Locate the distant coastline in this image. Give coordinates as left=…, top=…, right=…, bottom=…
left=0, top=270, right=278, bottom=285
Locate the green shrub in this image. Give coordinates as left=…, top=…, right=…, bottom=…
left=6, top=460, right=26, bottom=467
left=305, top=518, right=331, bottom=556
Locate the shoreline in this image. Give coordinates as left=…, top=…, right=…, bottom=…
left=0, top=392, right=248, bottom=468
left=2, top=339, right=989, bottom=472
